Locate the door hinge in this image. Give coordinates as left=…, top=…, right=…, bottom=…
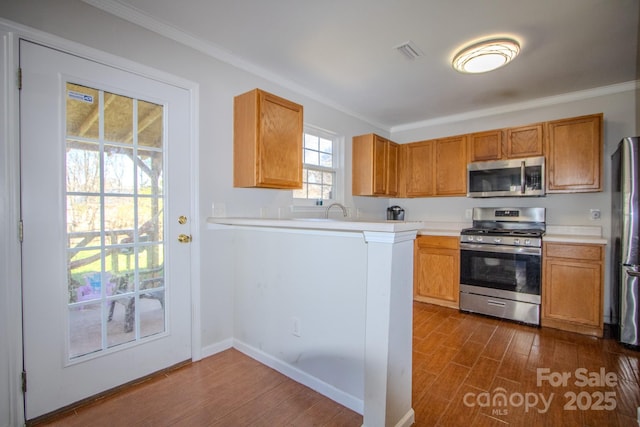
left=17, top=67, right=22, bottom=90
left=18, top=220, right=23, bottom=243
left=21, top=371, right=27, bottom=393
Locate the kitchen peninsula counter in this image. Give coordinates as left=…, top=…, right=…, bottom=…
left=207, top=217, right=420, bottom=427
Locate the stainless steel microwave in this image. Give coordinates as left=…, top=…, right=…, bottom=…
left=467, top=156, right=545, bottom=197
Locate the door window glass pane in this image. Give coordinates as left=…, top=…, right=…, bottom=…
left=69, top=303, right=102, bottom=358
left=138, top=100, right=163, bottom=148
left=104, top=92, right=133, bottom=143
left=66, top=84, right=99, bottom=139
left=66, top=82, right=166, bottom=360
left=137, top=149, right=163, bottom=193
left=104, top=145, right=135, bottom=194
left=66, top=145, right=100, bottom=193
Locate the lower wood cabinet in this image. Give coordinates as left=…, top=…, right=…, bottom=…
left=414, top=235, right=460, bottom=309
left=542, top=242, right=604, bottom=337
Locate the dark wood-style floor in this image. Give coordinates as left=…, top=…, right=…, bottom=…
left=37, top=302, right=640, bottom=426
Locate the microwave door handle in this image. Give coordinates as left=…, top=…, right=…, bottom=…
left=520, top=160, right=526, bottom=194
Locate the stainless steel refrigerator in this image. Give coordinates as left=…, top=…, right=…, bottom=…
left=611, top=136, right=640, bottom=347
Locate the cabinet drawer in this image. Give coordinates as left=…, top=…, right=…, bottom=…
left=416, top=235, right=459, bottom=250
left=544, top=242, right=603, bottom=261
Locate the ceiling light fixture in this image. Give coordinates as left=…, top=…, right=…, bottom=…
left=452, top=38, right=520, bottom=74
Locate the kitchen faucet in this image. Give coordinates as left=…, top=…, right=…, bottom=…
left=325, top=203, right=348, bottom=219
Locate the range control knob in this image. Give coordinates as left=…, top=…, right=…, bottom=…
left=513, top=238, right=521, bottom=245
left=524, top=239, right=531, bottom=245
left=493, top=237, right=502, bottom=244
left=476, top=236, right=483, bottom=242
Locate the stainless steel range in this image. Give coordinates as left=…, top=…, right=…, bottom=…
left=459, top=207, right=545, bottom=325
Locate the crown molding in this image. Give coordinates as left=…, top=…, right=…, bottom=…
left=391, top=80, right=639, bottom=133
left=83, top=1, right=638, bottom=133
left=81, top=0, right=387, bottom=130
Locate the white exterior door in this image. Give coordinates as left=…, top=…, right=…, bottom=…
left=20, top=40, right=193, bottom=420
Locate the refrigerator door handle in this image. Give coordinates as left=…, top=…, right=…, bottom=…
left=620, top=266, right=640, bottom=346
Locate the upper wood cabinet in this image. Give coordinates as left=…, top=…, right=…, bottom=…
left=233, top=89, right=303, bottom=189
left=546, top=113, right=603, bottom=193
left=356, top=113, right=602, bottom=198
left=400, top=136, right=467, bottom=197
left=468, top=130, right=503, bottom=162
left=434, top=136, right=467, bottom=196
left=506, top=123, right=544, bottom=158
left=468, top=124, right=543, bottom=162
left=403, top=140, right=434, bottom=197
left=352, top=133, right=399, bottom=196
left=387, top=142, right=399, bottom=196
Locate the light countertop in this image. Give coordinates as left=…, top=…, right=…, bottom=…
left=416, top=222, right=607, bottom=244
left=206, top=217, right=425, bottom=233
left=543, top=225, right=607, bottom=245
left=207, top=217, right=607, bottom=244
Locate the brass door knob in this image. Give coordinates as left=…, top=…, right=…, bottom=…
left=177, top=234, right=192, bottom=243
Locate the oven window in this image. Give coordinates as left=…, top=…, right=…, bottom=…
left=460, top=248, right=541, bottom=295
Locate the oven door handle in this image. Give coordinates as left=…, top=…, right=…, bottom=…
left=460, top=242, right=541, bottom=256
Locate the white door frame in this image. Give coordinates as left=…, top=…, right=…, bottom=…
left=0, top=17, right=201, bottom=426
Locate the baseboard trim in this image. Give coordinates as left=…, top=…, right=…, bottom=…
left=232, top=339, right=363, bottom=415
left=394, top=408, right=415, bottom=427
left=200, top=338, right=234, bottom=359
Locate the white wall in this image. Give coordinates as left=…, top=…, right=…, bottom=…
left=230, top=227, right=367, bottom=410
left=390, top=87, right=639, bottom=324
left=0, top=0, right=388, bottom=355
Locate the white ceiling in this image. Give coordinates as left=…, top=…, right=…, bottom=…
left=88, top=0, right=638, bottom=130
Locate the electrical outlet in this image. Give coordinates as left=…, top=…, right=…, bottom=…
left=590, top=209, right=601, bottom=220
left=292, top=317, right=301, bottom=337
left=465, top=209, right=473, bottom=219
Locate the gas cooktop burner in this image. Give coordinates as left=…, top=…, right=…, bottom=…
left=461, top=228, right=544, bottom=238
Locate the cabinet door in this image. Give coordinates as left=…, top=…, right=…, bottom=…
left=546, top=114, right=602, bottom=192
left=404, top=141, right=433, bottom=197
left=234, top=89, right=303, bottom=189
left=435, top=136, right=467, bottom=196
left=469, top=130, right=503, bottom=162
left=386, top=142, right=399, bottom=196
left=543, top=258, right=602, bottom=327
left=372, top=135, right=388, bottom=195
left=542, top=242, right=604, bottom=337
left=507, top=123, right=543, bottom=158
left=258, top=92, right=303, bottom=188
left=352, top=134, right=397, bottom=197
left=414, top=236, right=459, bottom=308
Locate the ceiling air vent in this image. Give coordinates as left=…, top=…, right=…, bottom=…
left=395, top=40, right=424, bottom=60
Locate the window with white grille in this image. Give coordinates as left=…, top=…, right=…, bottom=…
left=293, top=127, right=341, bottom=202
